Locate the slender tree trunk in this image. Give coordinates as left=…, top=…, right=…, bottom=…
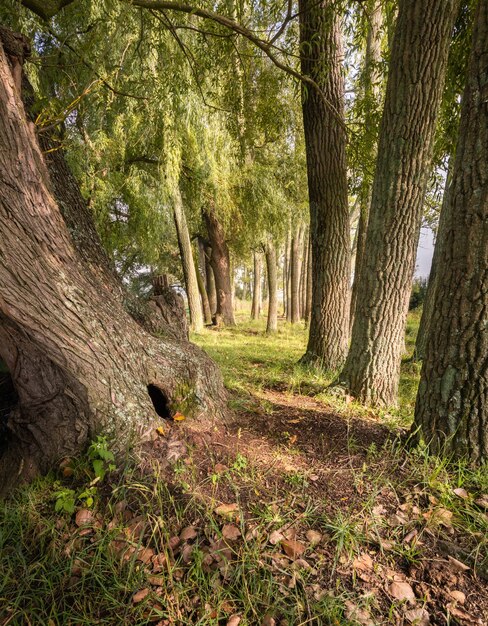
left=300, top=229, right=309, bottom=320
left=0, top=33, right=225, bottom=493
left=194, top=248, right=212, bottom=325
left=341, top=0, right=459, bottom=405
left=285, top=231, right=292, bottom=322
left=305, top=237, right=312, bottom=326
left=299, top=0, right=351, bottom=367
left=349, top=0, right=383, bottom=331
left=265, top=241, right=278, bottom=334
left=414, top=0, right=487, bottom=463
left=202, top=241, right=217, bottom=316
left=241, top=265, right=248, bottom=301
left=251, top=251, right=262, bottom=320
left=203, top=210, right=235, bottom=326
left=173, top=188, right=204, bottom=332
left=290, top=226, right=303, bottom=324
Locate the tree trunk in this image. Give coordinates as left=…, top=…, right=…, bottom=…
left=349, top=0, right=383, bottom=331
left=300, top=230, right=309, bottom=320
left=201, top=240, right=217, bottom=316
left=0, top=33, right=225, bottom=493
left=299, top=0, right=351, bottom=367
left=203, top=210, right=236, bottom=326
left=413, top=0, right=487, bottom=463
left=265, top=242, right=278, bottom=334
left=194, top=247, right=212, bottom=326
left=173, top=188, right=204, bottom=332
left=290, top=227, right=303, bottom=324
left=285, top=231, right=292, bottom=322
left=341, top=0, right=459, bottom=405
left=305, top=237, right=312, bottom=326
left=251, top=251, right=262, bottom=320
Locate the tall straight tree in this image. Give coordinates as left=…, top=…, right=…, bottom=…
left=173, top=186, right=204, bottom=332
left=251, top=251, right=262, bottom=319
left=341, top=0, right=460, bottom=405
left=265, top=241, right=278, bottom=334
left=414, top=0, right=487, bottom=463
left=299, top=0, right=351, bottom=367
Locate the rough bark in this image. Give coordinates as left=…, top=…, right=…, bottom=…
left=203, top=210, right=235, bottom=326
left=414, top=0, right=488, bottom=463
left=145, top=288, right=189, bottom=341
left=299, top=0, right=351, bottom=367
left=349, top=0, right=383, bottom=331
left=0, top=34, right=225, bottom=493
left=251, top=251, right=262, bottom=320
left=265, top=242, right=278, bottom=334
left=173, top=188, right=204, bottom=332
left=300, top=229, right=309, bottom=320
left=341, top=0, right=459, bottom=405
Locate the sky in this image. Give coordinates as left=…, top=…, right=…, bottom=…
left=415, top=227, right=434, bottom=278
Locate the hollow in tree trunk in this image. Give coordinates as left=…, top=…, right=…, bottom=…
left=0, top=32, right=225, bottom=494
left=203, top=210, right=236, bottom=326
left=265, top=241, right=278, bottom=334
left=299, top=0, right=351, bottom=367
left=341, top=0, right=459, bottom=405
left=414, top=0, right=487, bottom=463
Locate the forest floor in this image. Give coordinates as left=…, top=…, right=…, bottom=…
left=1, top=308, right=487, bottom=625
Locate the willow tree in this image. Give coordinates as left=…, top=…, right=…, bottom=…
left=341, top=0, right=460, bottom=406
left=0, top=30, right=225, bottom=493
left=413, top=0, right=487, bottom=463
left=299, top=0, right=351, bottom=368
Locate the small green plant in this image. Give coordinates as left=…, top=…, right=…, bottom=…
left=53, top=486, right=77, bottom=514
left=88, top=435, right=116, bottom=480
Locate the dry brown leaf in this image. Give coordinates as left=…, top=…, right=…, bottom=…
left=448, top=556, right=470, bottom=572
left=353, top=552, right=373, bottom=572
left=136, top=547, right=155, bottom=564
left=449, top=605, right=483, bottom=624
left=261, top=614, right=276, bottom=626
left=132, top=588, right=150, bottom=604
left=453, top=488, right=469, bottom=500
left=215, top=503, right=239, bottom=518
left=213, top=463, right=228, bottom=474
left=222, top=524, right=241, bottom=541
left=344, top=600, right=375, bottom=626
left=180, top=526, right=197, bottom=541
left=151, top=553, right=167, bottom=572
left=269, top=530, right=284, bottom=545
left=281, top=539, right=305, bottom=559
left=226, top=614, right=242, bottom=626
left=449, top=590, right=466, bottom=604
left=147, top=575, right=165, bottom=586
left=75, top=509, right=94, bottom=527
left=305, top=530, right=322, bottom=546
left=389, top=581, right=416, bottom=603
left=474, top=494, right=488, bottom=509
left=169, top=536, right=180, bottom=551
left=404, top=607, right=430, bottom=625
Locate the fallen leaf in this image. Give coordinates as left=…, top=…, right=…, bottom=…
left=389, top=581, right=416, bottom=603
left=448, top=556, right=470, bottom=573
left=449, top=590, right=466, bottom=604
left=474, top=494, right=488, bottom=509
left=136, top=547, right=155, bottom=564
left=132, top=588, right=150, bottom=604
left=269, top=530, right=284, bottom=545
left=344, top=600, right=374, bottom=626
left=172, top=412, right=185, bottom=421
left=226, top=614, right=241, bottom=626
left=147, top=575, right=165, bottom=586
left=404, top=607, right=430, bottom=625
left=180, top=526, right=197, bottom=541
left=353, top=553, right=373, bottom=572
left=449, top=605, right=483, bottom=624
left=169, top=536, right=181, bottom=551
left=453, top=488, right=469, bottom=500
left=215, top=503, right=239, bottom=518
left=213, top=463, right=228, bottom=474
left=305, top=530, right=322, bottom=546
left=262, top=614, right=276, bottom=626
left=281, top=539, right=305, bottom=559
left=75, top=509, right=93, bottom=527
left=222, top=524, right=241, bottom=541
left=156, top=426, right=165, bottom=436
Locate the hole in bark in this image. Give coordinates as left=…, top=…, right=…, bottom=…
left=0, top=359, right=18, bottom=456
left=147, top=384, right=171, bottom=419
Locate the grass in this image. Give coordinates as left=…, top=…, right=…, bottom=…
left=1, top=303, right=487, bottom=625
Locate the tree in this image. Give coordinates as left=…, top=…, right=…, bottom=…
left=341, top=0, right=460, bottom=405
left=0, top=31, right=225, bottom=493
left=265, top=241, right=278, bottom=334
left=290, top=225, right=304, bottom=324
left=251, top=251, right=262, bottom=320
left=299, top=0, right=351, bottom=368
left=413, top=0, right=487, bottom=463
left=173, top=186, right=204, bottom=332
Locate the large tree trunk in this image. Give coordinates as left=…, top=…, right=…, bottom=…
left=265, top=241, right=278, bottom=334
left=299, top=0, right=351, bottom=367
left=341, top=0, right=459, bottom=405
left=0, top=33, right=225, bottom=493
left=203, top=210, right=236, bottom=326
left=349, top=0, right=383, bottom=331
left=251, top=251, right=262, bottom=320
left=173, top=187, right=204, bottom=332
left=413, top=0, right=487, bottom=463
